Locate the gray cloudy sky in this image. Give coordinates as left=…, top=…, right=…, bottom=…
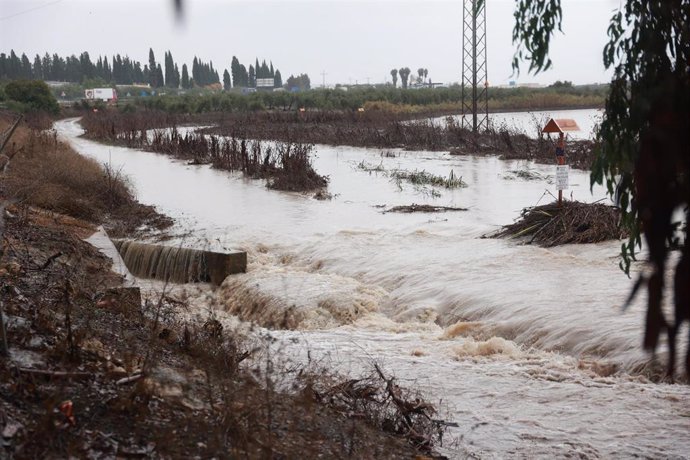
left=1, top=0, right=619, bottom=86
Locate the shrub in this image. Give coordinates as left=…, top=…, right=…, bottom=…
left=4, top=80, right=60, bottom=114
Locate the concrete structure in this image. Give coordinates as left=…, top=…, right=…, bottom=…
left=112, top=240, right=247, bottom=286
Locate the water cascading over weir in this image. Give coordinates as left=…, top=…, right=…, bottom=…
left=113, top=240, right=247, bottom=285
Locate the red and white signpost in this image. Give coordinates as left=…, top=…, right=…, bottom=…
left=542, top=118, right=581, bottom=206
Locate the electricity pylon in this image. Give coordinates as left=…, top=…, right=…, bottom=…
left=461, top=0, right=489, bottom=132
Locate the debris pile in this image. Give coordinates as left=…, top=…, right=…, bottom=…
left=492, top=200, right=627, bottom=246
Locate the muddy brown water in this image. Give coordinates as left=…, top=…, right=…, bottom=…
left=57, top=114, right=690, bottom=459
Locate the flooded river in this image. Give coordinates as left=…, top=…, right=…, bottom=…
left=55, top=113, right=690, bottom=458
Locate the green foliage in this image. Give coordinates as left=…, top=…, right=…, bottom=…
left=286, top=74, right=311, bottom=91
left=511, top=0, right=563, bottom=74
left=549, top=80, right=572, bottom=88
left=591, top=2, right=689, bottom=277
left=114, top=83, right=605, bottom=115
left=398, top=68, right=411, bottom=89
left=223, top=69, right=231, bottom=91
left=4, top=79, right=59, bottom=113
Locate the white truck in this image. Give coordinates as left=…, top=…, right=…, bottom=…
left=84, top=88, right=118, bottom=102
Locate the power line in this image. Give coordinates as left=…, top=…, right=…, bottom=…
left=0, top=0, right=65, bottom=22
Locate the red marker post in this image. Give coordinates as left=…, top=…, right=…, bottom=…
left=542, top=118, right=581, bottom=206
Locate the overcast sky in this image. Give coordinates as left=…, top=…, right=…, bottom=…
left=1, top=0, right=620, bottom=86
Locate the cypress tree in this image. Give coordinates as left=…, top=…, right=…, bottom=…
left=192, top=57, right=199, bottom=85
left=223, top=69, right=231, bottom=90
left=33, top=54, right=43, bottom=80
left=239, top=64, right=248, bottom=87
left=148, top=48, right=157, bottom=86
left=20, top=53, right=32, bottom=79
left=248, top=65, right=255, bottom=87
left=181, top=64, right=190, bottom=89
left=156, top=64, right=164, bottom=88
left=230, top=56, right=241, bottom=87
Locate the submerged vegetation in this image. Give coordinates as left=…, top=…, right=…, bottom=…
left=390, top=168, right=467, bottom=190
left=82, top=108, right=597, bottom=170
left=356, top=159, right=467, bottom=197
left=80, top=112, right=328, bottom=192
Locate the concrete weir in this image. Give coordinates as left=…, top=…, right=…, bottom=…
left=112, top=240, right=246, bottom=285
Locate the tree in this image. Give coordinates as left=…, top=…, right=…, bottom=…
left=417, top=67, right=425, bottom=84
left=239, top=64, right=248, bottom=87
left=274, top=69, right=283, bottom=88
left=4, top=79, right=59, bottom=113
left=148, top=48, right=157, bottom=87
left=231, top=56, right=241, bottom=87
left=156, top=64, right=164, bottom=89
left=399, top=67, right=411, bottom=89
left=164, top=51, right=178, bottom=88
left=32, top=54, right=43, bottom=80
left=181, top=64, right=190, bottom=89
left=512, top=0, right=689, bottom=377
left=20, top=53, right=32, bottom=79
left=223, top=69, right=231, bottom=90
left=390, top=69, right=398, bottom=88
left=248, top=65, right=256, bottom=87
left=192, top=57, right=199, bottom=86
left=285, top=73, right=310, bottom=91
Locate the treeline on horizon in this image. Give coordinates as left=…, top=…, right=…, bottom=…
left=128, top=83, right=607, bottom=114
left=0, top=49, right=286, bottom=90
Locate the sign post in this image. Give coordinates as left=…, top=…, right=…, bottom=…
left=542, top=118, right=580, bottom=206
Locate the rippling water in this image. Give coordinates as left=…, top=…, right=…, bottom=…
left=56, top=113, right=690, bottom=458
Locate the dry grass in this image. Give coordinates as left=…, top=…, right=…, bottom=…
left=1, top=112, right=132, bottom=221
left=1, top=110, right=172, bottom=237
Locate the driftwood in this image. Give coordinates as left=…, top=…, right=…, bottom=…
left=384, top=204, right=468, bottom=214
left=116, top=373, right=143, bottom=385
left=311, top=364, right=445, bottom=452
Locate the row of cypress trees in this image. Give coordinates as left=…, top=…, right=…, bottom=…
left=0, top=49, right=285, bottom=90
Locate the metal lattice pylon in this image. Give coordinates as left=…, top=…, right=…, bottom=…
left=461, top=0, right=489, bottom=132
